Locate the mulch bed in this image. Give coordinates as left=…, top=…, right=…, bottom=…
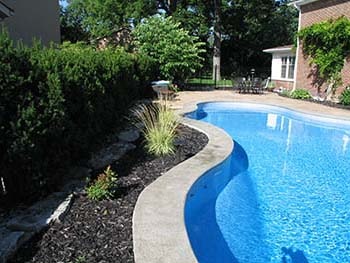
left=9, top=125, right=208, bottom=263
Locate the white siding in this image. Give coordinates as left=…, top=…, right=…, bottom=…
left=1, top=0, right=60, bottom=45
left=270, top=52, right=295, bottom=82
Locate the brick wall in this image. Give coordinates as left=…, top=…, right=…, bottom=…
left=296, top=0, right=350, bottom=97
left=273, top=80, right=294, bottom=91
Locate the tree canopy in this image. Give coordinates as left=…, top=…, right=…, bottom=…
left=133, top=15, right=205, bottom=82
left=61, top=0, right=298, bottom=78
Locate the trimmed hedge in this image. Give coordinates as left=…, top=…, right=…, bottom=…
left=0, top=32, right=156, bottom=203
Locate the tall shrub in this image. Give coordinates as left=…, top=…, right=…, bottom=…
left=0, top=34, right=156, bottom=203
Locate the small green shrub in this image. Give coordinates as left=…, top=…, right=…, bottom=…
left=280, top=89, right=291, bottom=97
left=339, top=87, right=350, bottom=105
left=133, top=102, right=179, bottom=156
left=290, top=89, right=311, bottom=100
left=168, top=83, right=179, bottom=93
left=267, top=81, right=276, bottom=92
left=70, top=256, right=86, bottom=263
left=86, top=166, right=117, bottom=201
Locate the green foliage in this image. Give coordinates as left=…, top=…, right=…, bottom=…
left=66, top=0, right=157, bottom=38
left=60, top=5, right=89, bottom=43
left=267, top=81, right=276, bottom=91
left=280, top=89, right=291, bottom=97
left=221, top=0, right=298, bottom=76
left=168, top=84, right=180, bottom=93
left=298, top=17, right=350, bottom=90
left=70, top=256, right=87, bottom=263
left=0, top=31, right=156, bottom=203
left=186, top=78, right=232, bottom=86
left=87, top=166, right=117, bottom=201
left=133, top=102, right=179, bottom=156
left=63, top=0, right=298, bottom=77
left=290, top=89, right=312, bottom=100
left=133, top=15, right=205, bottom=82
left=339, top=87, right=350, bottom=105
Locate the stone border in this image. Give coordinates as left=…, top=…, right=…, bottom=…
left=133, top=116, right=233, bottom=262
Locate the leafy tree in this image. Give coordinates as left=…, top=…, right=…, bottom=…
left=219, top=0, right=298, bottom=77
left=265, top=1, right=298, bottom=47
left=61, top=0, right=298, bottom=78
left=133, top=15, right=205, bottom=84
left=65, top=0, right=157, bottom=38
left=60, top=5, right=89, bottom=43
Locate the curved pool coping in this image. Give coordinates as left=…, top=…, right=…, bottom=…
left=133, top=117, right=234, bottom=262
left=133, top=100, right=350, bottom=263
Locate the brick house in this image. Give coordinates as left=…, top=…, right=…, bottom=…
left=264, top=0, right=350, bottom=97
left=0, top=1, right=13, bottom=20
left=0, top=0, right=60, bottom=45
left=94, top=28, right=132, bottom=50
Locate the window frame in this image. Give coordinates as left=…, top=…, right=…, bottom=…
left=280, top=56, right=295, bottom=80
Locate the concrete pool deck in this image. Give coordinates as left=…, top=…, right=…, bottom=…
left=133, top=91, right=350, bottom=263
left=170, top=91, right=350, bottom=120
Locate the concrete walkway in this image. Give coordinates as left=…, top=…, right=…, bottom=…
left=170, top=91, right=350, bottom=120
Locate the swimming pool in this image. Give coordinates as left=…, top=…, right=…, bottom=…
left=185, top=102, right=350, bottom=263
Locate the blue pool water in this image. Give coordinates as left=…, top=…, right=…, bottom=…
left=185, top=102, right=350, bottom=263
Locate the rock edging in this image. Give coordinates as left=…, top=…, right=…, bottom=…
left=1, top=125, right=142, bottom=263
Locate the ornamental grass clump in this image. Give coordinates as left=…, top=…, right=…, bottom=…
left=86, top=166, right=117, bottom=201
left=133, top=102, right=179, bottom=156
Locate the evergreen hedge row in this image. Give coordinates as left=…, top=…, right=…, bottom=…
left=0, top=33, right=156, bottom=203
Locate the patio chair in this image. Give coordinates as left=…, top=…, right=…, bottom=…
left=260, top=77, right=270, bottom=93
left=251, top=79, right=262, bottom=94
left=233, top=77, right=246, bottom=93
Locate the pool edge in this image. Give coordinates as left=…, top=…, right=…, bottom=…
left=133, top=114, right=233, bottom=262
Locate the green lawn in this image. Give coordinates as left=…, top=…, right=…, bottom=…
left=186, top=78, right=233, bottom=86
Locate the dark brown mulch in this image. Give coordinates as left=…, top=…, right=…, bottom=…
left=9, top=125, right=208, bottom=263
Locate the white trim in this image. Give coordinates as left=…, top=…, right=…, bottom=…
left=0, top=1, right=13, bottom=19
left=290, top=0, right=320, bottom=7
left=271, top=78, right=295, bottom=83
left=293, top=4, right=303, bottom=91
left=263, top=47, right=293, bottom=53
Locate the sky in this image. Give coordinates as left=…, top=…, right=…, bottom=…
left=59, top=0, right=68, bottom=8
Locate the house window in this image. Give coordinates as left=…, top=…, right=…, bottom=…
left=288, top=57, right=295, bottom=79
left=281, top=56, right=295, bottom=80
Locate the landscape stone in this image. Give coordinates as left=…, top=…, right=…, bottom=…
left=6, top=191, right=73, bottom=232
left=61, top=180, right=86, bottom=194
left=0, top=228, right=31, bottom=263
left=68, top=166, right=91, bottom=179
left=0, top=190, right=76, bottom=261
left=50, top=194, right=74, bottom=224
left=118, top=129, right=140, bottom=143
left=88, top=142, right=136, bottom=170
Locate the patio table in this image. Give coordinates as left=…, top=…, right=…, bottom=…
left=237, top=79, right=262, bottom=94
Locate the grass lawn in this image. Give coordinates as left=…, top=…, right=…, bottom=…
left=187, top=78, right=233, bottom=86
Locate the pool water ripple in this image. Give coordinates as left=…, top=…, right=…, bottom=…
left=185, top=102, right=350, bottom=263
